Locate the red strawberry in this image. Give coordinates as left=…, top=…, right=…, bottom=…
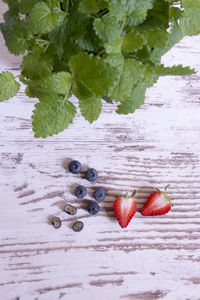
left=113, top=190, right=137, bottom=228
left=141, top=185, right=171, bottom=216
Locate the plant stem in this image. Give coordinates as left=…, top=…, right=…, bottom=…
left=64, top=83, right=72, bottom=102
left=118, top=16, right=126, bottom=38
left=57, top=1, right=61, bottom=11
left=97, top=49, right=105, bottom=56
left=63, top=0, right=69, bottom=13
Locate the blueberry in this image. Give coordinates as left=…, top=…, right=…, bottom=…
left=93, top=188, right=106, bottom=202
left=52, top=217, right=61, bottom=229
left=85, top=168, right=98, bottom=182
left=87, top=201, right=100, bottom=215
left=72, top=221, right=84, bottom=232
left=68, top=160, right=82, bottom=174
left=75, top=185, right=87, bottom=198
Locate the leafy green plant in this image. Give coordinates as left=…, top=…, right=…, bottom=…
left=0, top=0, right=199, bottom=137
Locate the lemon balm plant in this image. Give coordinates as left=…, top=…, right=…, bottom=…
left=0, top=0, right=199, bottom=137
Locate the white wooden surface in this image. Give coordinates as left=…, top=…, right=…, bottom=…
left=1, top=2, right=200, bottom=300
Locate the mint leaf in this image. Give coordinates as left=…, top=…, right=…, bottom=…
left=127, top=0, right=154, bottom=26
left=116, top=63, right=159, bottom=114
left=79, top=97, right=102, bottom=123
left=150, top=22, right=183, bottom=64
left=1, top=0, right=199, bottom=137
left=109, top=0, right=137, bottom=21
left=21, top=53, right=53, bottom=80
left=104, top=38, right=123, bottom=54
left=75, top=21, right=101, bottom=53
left=29, top=2, right=62, bottom=35
left=0, top=13, right=28, bottom=55
left=143, top=64, right=159, bottom=88
left=105, top=53, right=124, bottom=69
left=32, top=97, right=76, bottom=138
left=116, top=82, right=147, bottom=114
left=147, top=0, right=170, bottom=28
left=180, top=5, right=200, bottom=35
left=94, top=15, right=120, bottom=42
left=155, top=64, right=196, bottom=76
left=111, top=58, right=145, bottom=101
left=78, top=0, right=100, bottom=14
left=0, top=72, right=20, bottom=102
left=72, top=78, right=94, bottom=100
left=18, top=0, right=41, bottom=13
left=69, top=52, right=118, bottom=96
left=122, top=32, right=147, bottom=51
left=181, top=0, right=200, bottom=9
left=28, top=72, right=71, bottom=98
left=147, top=29, right=169, bottom=48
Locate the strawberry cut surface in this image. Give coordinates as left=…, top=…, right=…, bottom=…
left=141, top=190, right=171, bottom=216
left=113, top=194, right=137, bottom=228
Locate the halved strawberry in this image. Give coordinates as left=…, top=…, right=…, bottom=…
left=113, top=190, right=137, bottom=228
left=141, top=185, right=171, bottom=216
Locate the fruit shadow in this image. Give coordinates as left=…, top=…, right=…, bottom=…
left=53, top=200, right=67, bottom=211
left=80, top=198, right=91, bottom=211
left=101, top=191, right=116, bottom=223
left=47, top=215, right=55, bottom=225
left=135, top=186, right=154, bottom=212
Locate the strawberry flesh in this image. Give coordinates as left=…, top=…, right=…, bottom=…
left=141, top=191, right=171, bottom=216
left=113, top=196, right=137, bottom=228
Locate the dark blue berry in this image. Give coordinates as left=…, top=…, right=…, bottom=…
left=87, top=201, right=99, bottom=215
left=68, top=160, right=82, bottom=174
left=75, top=185, right=87, bottom=198
left=93, top=188, right=106, bottom=202
left=85, top=168, right=98, bottom=182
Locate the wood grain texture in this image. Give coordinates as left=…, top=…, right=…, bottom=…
left=0, top=2, right=200, bottom=300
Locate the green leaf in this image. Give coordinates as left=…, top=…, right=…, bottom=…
left=78, top=0, right=100, bottom=14
left=146, top=0, right=170, bottom=28
left=109, top=0, right=137, bottom=21
left=0, top=14, right=28, bottom=55
left=181, top=0, right=200, bottom=9
left=116, top=82, right=147, bottom=114
left=28, top=72, right=71, bottom=98
left=105, top=53, right=124, bottom=69
left=2, top=0, right=17, bottom=9
left=0, top=72, right=20, bottom=102
left=149, top=22, right=183, bottom=64
left=28, top=2, right=62, bottom=35
left=72, top=78, right=94, bottom=100
left=32, top=97, right=76, bottom=138
left=79, top=97, right=102, bottom=123
left=18, top=0, right=41, bottom=13
left=93, top=14, right=120, bottom=42
left=143, top=64, right=159, bottom=88
left=20, top=53, right=53, bottom=80
left=69, top=52, right=118, bottom=96
left=122, top=32, right=147, bottom=51
left=127, top=0, right=154, bottom=26
left=48, top=15, right=69, bottom=57
left=25, top=86, right=35, bottom=98
left=75, top=21, right=101, bottom=53
left=155, top=64, right=196, bottom=76
left=180, top=8, right=200, bottom=36
left=104, top=38, right=123, bottom=54
left=147, top=29, right=169, bottom=48
left=111, top=58, right=145, bottom=101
